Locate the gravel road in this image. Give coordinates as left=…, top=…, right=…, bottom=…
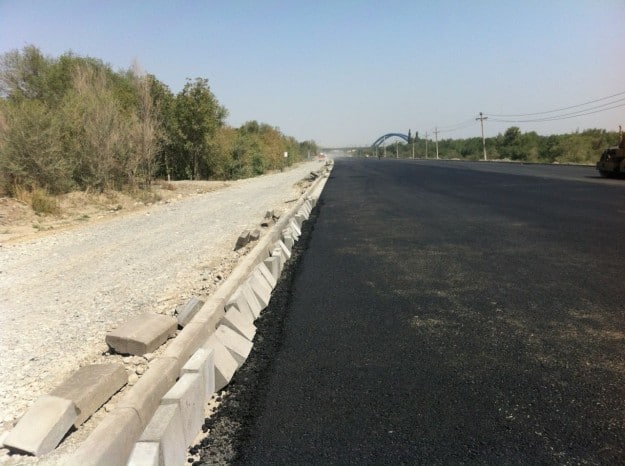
left=0, top=160, right=323, bottom=432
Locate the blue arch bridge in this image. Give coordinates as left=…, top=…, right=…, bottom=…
left=371, top=133, right=410, bottom=147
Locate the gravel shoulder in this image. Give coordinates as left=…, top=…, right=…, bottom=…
left=0, top=160, right=324, bottom=460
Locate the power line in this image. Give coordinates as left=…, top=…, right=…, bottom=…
left=436, top=118, right=476, bottom=133
left=489, top=101, right=625, bottom=124
left=485, top=90, right=625, bottom=118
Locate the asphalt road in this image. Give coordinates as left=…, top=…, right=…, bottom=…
left=201, top=159, right=625, bottom=465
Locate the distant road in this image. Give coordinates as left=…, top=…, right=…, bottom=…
left=234, top=158, right=625, bottom=464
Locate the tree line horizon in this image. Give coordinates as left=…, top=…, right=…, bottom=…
left=347, top=125, right=620, bottom=163
left=0, top=45, right=319, bottom=198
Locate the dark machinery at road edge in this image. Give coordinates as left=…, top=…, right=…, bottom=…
left=597, top=125, right=625, bottom=177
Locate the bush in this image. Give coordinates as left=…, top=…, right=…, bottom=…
left=30, top=188, right=60, bottom=215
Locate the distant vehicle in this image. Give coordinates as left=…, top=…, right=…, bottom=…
left=597, top=126, right=625, bottom=178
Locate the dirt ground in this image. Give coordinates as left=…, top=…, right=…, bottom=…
left=0, top=180, right=231, bottom=244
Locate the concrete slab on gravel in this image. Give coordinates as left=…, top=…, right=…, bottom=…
left=3, top=395, right=77, bottom=456
left=50, top=363, right=127, bottom=427
left=105, top=313, right=177, bottom=356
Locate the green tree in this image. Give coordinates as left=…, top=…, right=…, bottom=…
left=171, top=78, right=227, bottom=179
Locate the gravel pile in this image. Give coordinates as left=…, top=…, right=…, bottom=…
left=0, top=161, right=324, bottom=452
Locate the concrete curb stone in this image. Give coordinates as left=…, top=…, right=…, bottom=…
left=135, top=404, right=185, bottom=466
left=182, top=347, right=215, bottom=402
left=50, top=363, right=126, bottom=427
left=3, top=395, right=77, bottom=456
left=64, top=161, right=333, bottom=465
left=222, top=307, right=257, bottom=341
left=105, top=313, right=177, bottom=356
left=214, top=325, right=254, bottom=367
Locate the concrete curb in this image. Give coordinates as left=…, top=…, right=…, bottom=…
left=65, top=161, right=332, bottom=465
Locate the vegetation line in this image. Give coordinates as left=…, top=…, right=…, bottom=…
left=0, top=45, right=318, bottom=204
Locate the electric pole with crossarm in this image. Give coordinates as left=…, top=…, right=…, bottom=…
left=476, top=112, right=488, bottom=161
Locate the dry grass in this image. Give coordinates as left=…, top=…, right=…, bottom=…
left=14, top=186, right=61, bottom=215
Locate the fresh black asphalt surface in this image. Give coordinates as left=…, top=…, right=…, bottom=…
left=197, top=158, right=625, bottom=465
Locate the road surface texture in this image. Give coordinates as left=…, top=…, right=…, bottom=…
left=0, top=160, right=323, bottom=449
left=198, top=159, right=625, bottom=465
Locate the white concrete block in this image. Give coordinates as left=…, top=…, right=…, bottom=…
left=271, top=246, right=285, bottom=271
left=139, top=404, right=185, bottom=466
left=241, top=282, right=262, bottom=319
left=162, top=373, right=204, bottom=447
left=225, top=288, right=255, bottom=321
left=214, top=325, right=253, bottom=367
left=282, top=229, right=295, bottom=247
left=127, top=441, right=159, bottom=466
left=222, top=307, right=257, bottom=341
left=257, top=262, right=277, bottom=289
left=263, top=256, right=281, bottom=281
left=277, top=240, right=291, bottom=260
left=203, top=335, right=238, bottom=391
left=296, top=212, right=307, bottom=225
left=182, top=347, right=215, bottom=403
left=290, top=219, right=302, bottom=238
left=3, top=395, right=77, bottom=456
left=248, top=269, right=272, bottom=310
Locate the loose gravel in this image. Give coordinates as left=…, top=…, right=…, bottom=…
left=0, top=161, right=324, bottom=454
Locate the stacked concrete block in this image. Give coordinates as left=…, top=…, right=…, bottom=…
left=263, top=255, right=281, bottom=281
left=296, top=212, right=307, bottom=225
left=130, top=404, right=185, bottom=466
left=249, top=268, right=272, bottom=310
left=282, top=230, right=294, bottom=250
left=289, top=219, right=302, bottom=239
left=241, top=282, right=263, bottom=319
left=50, top=363, right=126, bottom=427
left=3, top=395, right=78, bottom=456
left=257, top=262, right=277, bottom=289
left=222, top=307, right=256, bottom=341
left=105, top=313, right=177, bottom=356
left=203, top=335, right=238, bottom=391
left=176, top=297, right=204, bottom=328
left=214, top=325, right=253, bottom=367
left=277, top=240, right=292, bottom=260
left=182, top=347, right=215, bottom=402
left=225, top=288, right=255, bottom=321
left=161, top=373, right=204, bottom=447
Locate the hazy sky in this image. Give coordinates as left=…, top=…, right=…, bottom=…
left=1, top=0, right=624, bottom=147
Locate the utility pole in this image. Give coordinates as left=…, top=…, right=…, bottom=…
left=383, top=136, right=387, bottom=158
left=434, top=127, right=440, bottom=160
left=396, top=140, right=399, bottom=159
left=476, top=112, right=488, bottom=161
left=425, top=131, right=429, bottom=159
left=412, top=139, right=415, bottom=159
